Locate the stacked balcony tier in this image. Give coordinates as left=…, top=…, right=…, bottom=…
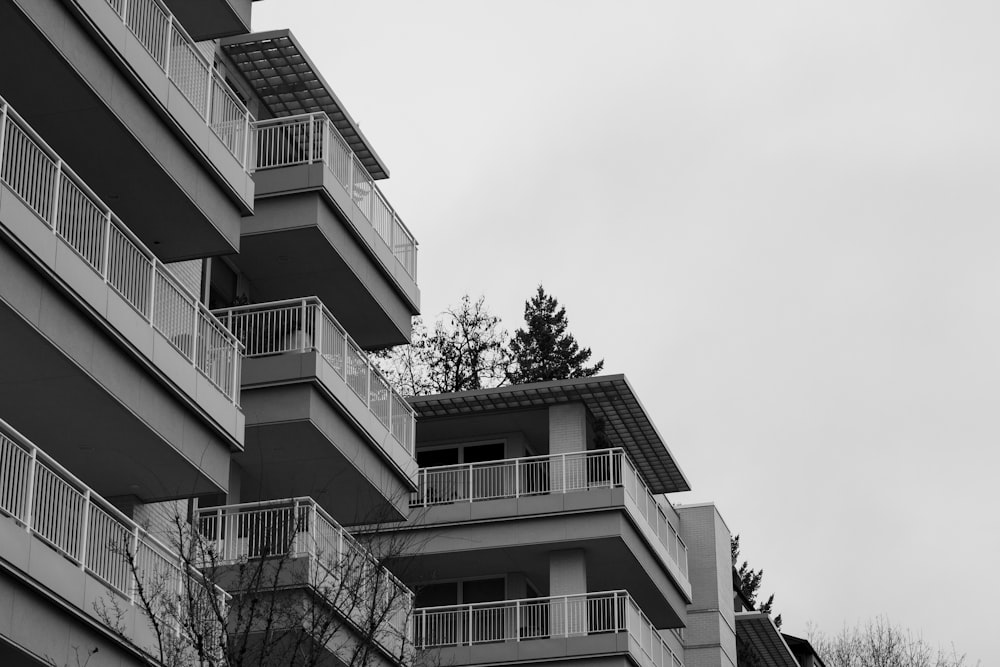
left=368, top=448, right=691, bottom=630
left=214, top=298, right=417, bottom=524
left=0, top=0, right=255, bottom=260
left=196, top=497, right=413, bottom=667
left=414, top=591, right=683, bottom=667
left=233, top=113, right=420, bottom=348
left=0, top=418, right=229, bottom=665
left=0, top=95, right=243, bottom=499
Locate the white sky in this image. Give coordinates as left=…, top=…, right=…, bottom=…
left=253, top=2, right=998, bottom=663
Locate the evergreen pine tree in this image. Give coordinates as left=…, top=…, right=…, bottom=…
left=508, top=285, right=604, bottom=384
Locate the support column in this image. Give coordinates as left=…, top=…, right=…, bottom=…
left=549, top=548, right=587, bottom=636
left=549, top=403, right=587, bottom=491
left=675, top=503, right=737, bottom=667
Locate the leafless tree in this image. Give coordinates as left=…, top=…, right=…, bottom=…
left=94, top=498, right=427, bottom=667
left=808, top=617, right=980, bottom=667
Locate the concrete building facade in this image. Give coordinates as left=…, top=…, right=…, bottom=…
left=0, top=2, right=798, bottom=667
left=1, top=0, right=418, bottom=664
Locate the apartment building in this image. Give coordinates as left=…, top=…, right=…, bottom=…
left=0, top=0, right=419, bottom=664
left=0, top=2, right=805, bottom=667
left=360, top=376, right=744, bottom=667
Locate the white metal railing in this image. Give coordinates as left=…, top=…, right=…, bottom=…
left=195, top=497, right=413, bottom=655
left=413, top=590, right=683, bottom=667
left=213, top=297, right=415, bottom=454
left=0, top=418, right=230, bottom=637
left=104, top=0, right=254, bottom=168
left=0, top=97, right=244, bottom=404
left=411, top=448, right=688, bottom=580
left=252, top=113, right=418, bottom=280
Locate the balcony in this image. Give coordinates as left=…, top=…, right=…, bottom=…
left=0, top=417, right=228, bottom=663
left=213, top=298, right=417, bottom=522
left=236, top=114, right=419, bottom=348
left=412, top=448, right=689, bottom=587
left=414, top=591, right=683, bottom=667
left=0, top=95, right=243, bottom=498
left=195, top=497, right=413, bottom=663
left=159, top=0, right=252, bottom=40
left=1, top=0, right=255, bottom=259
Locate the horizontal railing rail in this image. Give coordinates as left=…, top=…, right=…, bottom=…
left=252, top=113, right=418, bottom=280
left=413, top=590, right=683, bottom=667
left=0, top=97, right=243, bottom=404
left=104, top=0, right=254, bottom=169
left=411, top=448, right=688, bottom=580
left=0, top=97, right=244, bottom=404
left=0, top=418, right=230, bottom=633
left=213, top=297, right=415, bottom=454
left=195, top=497, right=413, bottom=654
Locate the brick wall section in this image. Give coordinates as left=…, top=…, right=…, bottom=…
left=677, top=503, right=737, bottom=667
left=549, top=548, right=587, bottom=595
left=549, top=403, right=587, bottom=455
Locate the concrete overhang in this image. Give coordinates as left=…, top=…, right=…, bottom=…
left=410, top=376, right=691, bottom=494
left=1, top=191, right=241, bottom=501
left=1, top=0, right=254, bottom=261
left=236, top=192, right=419, bottom=348
left=160, top=0, right=252, bottom=40
left=374, top=499, right=690, bottom=627
left=236, top=355, right=418, bottom=525
left=220, top=29, right=390, bottom=180
left=736, top=612, right=800, bottom=667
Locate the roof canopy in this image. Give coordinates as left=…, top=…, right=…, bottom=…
left=220, top=29, right=390, bottom=179
left=736, top=613, right=801, bottom=667
left=410, top=375, right=691, bottom=494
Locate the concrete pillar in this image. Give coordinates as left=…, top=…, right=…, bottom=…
left=549, top=403, right=587, bottom=491
left=549, top=548, right=587, bottom=636
left=675, top=503, right=737, bottom=667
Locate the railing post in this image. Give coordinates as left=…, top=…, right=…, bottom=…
left=216, top=508, right=224, bottom=559
left=129, top=525, right=139, bottom=603
left=243, top=111, right=252, bottom=169
left=514, top=458, right=519, bottom=498
left=468, top=464, right=473, bottom=502
left=309, top=501, right=318, bottom=563
left=231, top=337, right=240, bottom=405
left=163, top=15, right=173, bottom=76
left=564, top=596, right=569, bottom=637
left=314, top=304, right=324, bottom=356
left=515, top=599, right=520, bottom=641
left=191, top=303, right=199, bottom=366
left=101, top=211, right=113, bottom=283
left=299, top=299, right=308, bottom=352
left=0, top=103, right=9, bottom=179
left=308, top=114, right=315, bottom=164
left=147, top=261, right=157, bottom=322
left=49, top=160, right=62, bottom=231
left=22, top=446, right=37, bottom=532
left=121, top=0, right=129, bottom=24
left=205, top=70, right=214, bottom=122
left=468, top=604, right=473, bottom=646
left=322, top=116, right=330, bottom=166
left=78, top=490, right=90, bottom=570
left=561, top=453, right=567, bottom=492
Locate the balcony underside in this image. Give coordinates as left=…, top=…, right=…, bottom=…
left=238, top=192, right=418, bottom=349
left=0, top=0, right=250, bottom=261
left=428, top=636, right=636, bottom=667
left=160, top=0, right=252, bottom=40
left=0, top=239, right=233, bottom=501
left=387, top=506, right=686, bottom=628
left=0, top=521, right=160, bottom=666
left=238, top=382, right=413, bottom=525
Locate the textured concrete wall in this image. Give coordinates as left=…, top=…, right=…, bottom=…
left=549, top=403, right=587, bottom=455
left=676, top=503, right=737, bottom=667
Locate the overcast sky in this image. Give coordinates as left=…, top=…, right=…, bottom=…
left=254, top=2, right=997, bottom=663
